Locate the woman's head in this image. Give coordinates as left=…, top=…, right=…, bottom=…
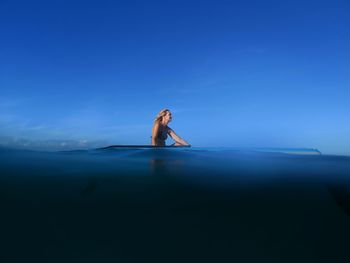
left=154, top=109, right=172, bottom=124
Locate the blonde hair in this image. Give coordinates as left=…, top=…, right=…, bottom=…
left=154, top=108, right=170, bottom=124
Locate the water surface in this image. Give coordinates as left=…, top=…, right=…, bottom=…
left=1, top=147, right=350, bottom=262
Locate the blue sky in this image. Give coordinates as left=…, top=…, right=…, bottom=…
left=0, top=0, right=350, bottom=154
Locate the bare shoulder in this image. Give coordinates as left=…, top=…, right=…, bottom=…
left=152, top=122, right=160, bottom=131
left=152, top=122, right=160, bottom=136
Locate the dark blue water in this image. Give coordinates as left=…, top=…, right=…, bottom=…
left=1, top=147, right=350, bottom=262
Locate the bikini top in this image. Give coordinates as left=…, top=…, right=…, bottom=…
left=158, top=127, right=168, bottom=141
left=151, top=126, right=169, bottom=141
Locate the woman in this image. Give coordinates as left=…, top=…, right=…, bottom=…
left=151, top=109, right=190, bottom=147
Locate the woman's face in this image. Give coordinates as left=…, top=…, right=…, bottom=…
left=164, top=111, right=172, bottom=123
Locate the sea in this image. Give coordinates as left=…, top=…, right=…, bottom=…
left=1, top=146, right=350, bottom=262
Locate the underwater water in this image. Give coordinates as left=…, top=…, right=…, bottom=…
left=1, top=147, right=350, bottom=262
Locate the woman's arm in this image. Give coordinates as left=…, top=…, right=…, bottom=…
left=167, top=127, right=190, bottom=146
left=151, top=122, right=159, bottom=146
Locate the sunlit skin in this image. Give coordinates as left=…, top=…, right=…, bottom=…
left=151, top=111, right=190, bottom=147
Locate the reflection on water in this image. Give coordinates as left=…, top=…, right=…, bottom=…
left=1, top=147, right=350, bottom=262
left=150, top=158, right=166, bottom=175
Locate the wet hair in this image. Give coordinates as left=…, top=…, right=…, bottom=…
left=154, top=109, right=170, bottom=124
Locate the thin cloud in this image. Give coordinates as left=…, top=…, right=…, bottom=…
left=0, top=136, right=108, bottom=151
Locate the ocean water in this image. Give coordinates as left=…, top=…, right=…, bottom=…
left=1, top=147, right=350, bottom=262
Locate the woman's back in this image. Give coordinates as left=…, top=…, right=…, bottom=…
left=151, top=123, right=168, bottom=146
